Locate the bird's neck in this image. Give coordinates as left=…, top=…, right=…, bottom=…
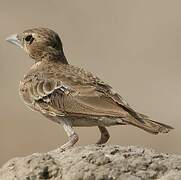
left=41, top=51, right=68, bottom=64
left=30, top=46, right=69, bottom=64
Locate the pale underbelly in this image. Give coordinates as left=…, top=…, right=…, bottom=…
left=71, top=117, right=120, bottom=127
left=44, top=114, right=125, bottom=127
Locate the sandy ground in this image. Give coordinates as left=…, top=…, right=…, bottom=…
left=1, top=145, right=181, bottom=180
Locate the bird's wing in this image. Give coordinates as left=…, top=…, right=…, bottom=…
left=22, top=64, right=140, bottom=119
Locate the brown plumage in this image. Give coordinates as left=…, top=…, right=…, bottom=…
left=6, top=27, right=173, bottom=150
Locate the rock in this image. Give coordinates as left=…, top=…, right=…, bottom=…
left=0, top=145, right=181, bottom=180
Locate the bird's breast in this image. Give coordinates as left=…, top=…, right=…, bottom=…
left=19, top=80, right=34, bottom=106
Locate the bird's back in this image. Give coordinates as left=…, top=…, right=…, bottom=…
left=19, top=60, right=130, bottom=117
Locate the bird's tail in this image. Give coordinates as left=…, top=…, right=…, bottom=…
left=122, top=113, right=174, bottom=134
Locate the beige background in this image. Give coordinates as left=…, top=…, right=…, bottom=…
left=0, top=0, right=181, bottom=166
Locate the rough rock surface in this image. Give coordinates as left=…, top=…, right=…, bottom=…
left=0, top=145, right=181, bottom=180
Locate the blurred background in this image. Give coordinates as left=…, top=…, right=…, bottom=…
left=0, top=0, right=181, bottom=166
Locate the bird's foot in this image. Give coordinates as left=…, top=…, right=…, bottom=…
left=59, top=133, right=79, bottom=152
left=96, top=126, right=110, bottom=145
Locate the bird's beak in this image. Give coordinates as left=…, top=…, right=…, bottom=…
left=6, top=34, right=23, bottom=48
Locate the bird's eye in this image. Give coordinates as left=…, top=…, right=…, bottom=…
left=24, top=35, right=34, bottom=43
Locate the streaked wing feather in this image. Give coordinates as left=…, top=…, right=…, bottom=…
left=23, top=65, right=130, bottom=118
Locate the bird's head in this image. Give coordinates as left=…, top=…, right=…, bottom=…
left=6, top=27, right=68, bottom=63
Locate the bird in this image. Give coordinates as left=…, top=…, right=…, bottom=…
left=6, top=27, right=173, bottom=151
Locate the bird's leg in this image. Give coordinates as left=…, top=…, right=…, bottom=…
left=60, top=120, right=79, bottom=151
left=96, top=126, right=110, bottom=145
